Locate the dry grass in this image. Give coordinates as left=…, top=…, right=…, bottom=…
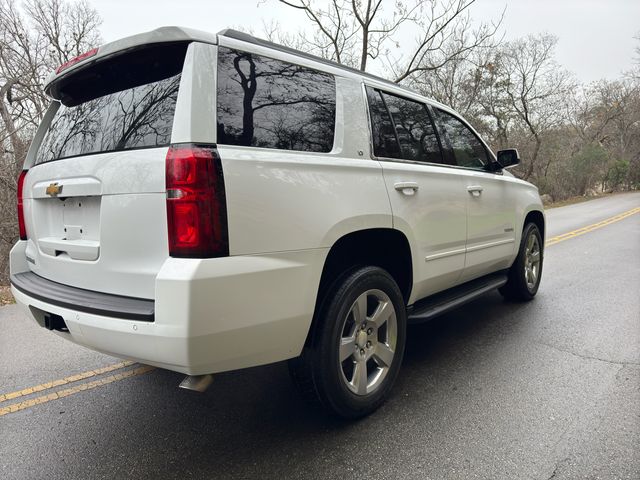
left=0, top=285, right=14, bottom=306
left=544, top=193, right=615, bottom=209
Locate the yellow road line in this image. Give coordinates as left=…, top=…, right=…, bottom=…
left=0, top=365, right=155, bottom=417
left=0, top=360, right=134, bottom=403
left=546, top=206, right=640, bottom=247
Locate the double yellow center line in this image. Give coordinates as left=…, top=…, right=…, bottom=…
left=0, top=361, right=154, bottom=416
left=1, top=205, right=639, bottom=417
left=545, top=206, right=640, bottom=247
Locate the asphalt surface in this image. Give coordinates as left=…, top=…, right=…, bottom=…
left=1, top=192, right=639, bottom=480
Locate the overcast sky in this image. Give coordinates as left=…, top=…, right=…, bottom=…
left=90, top=0, right=639, bottom=83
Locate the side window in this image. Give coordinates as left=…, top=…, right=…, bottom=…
left=366, top=87, right=401, bottom=159
left=216, top=47, right=336, bottom=152
left=432, top=108, right=489, bottom=169
left=365, top=86, right=444, bottom=164
left=380, top=92, right=443, bottom=164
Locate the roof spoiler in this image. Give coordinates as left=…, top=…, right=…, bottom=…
left=44, top=26, right=217, bottom=96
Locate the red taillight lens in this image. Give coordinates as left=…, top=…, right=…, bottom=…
left=165, top=145, right=228, bottom=258
left=17, top=169, right=27, bottom=240
left=56, top=48, right=98, bottom=74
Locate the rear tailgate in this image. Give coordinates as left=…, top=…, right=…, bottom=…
left=21, top=42, right=189, bottom=299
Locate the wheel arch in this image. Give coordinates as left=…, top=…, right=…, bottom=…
left=523, top=209, right=546, bottom=243
left=306, top=228, right=413, bottom=347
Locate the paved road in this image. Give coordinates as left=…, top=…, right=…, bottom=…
left=1, top=192, right=639, bottom=480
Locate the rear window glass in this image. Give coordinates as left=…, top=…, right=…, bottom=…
left=216, top=47, right=336, bottom=153
left=35, top=43, right=187, bottom=164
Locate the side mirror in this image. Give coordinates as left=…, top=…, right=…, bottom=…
left=496, top=148, right=520, bottom=169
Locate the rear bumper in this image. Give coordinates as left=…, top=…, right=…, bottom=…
left=11, top=272, right=154, bottom=322
left=10, top=241, right=327, bottom=375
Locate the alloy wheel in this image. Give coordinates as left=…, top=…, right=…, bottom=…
left=338, top=289, right=398, bottom=396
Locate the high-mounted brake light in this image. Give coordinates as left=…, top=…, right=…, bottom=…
left=17, top=170, right=28, bottom=240
left=56, top=48, right=99, bottom=74
left=165, top=144, right=229, bottom=258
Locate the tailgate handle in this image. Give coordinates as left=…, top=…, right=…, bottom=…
left=38, top=237, right=100, bottom=261
left=31, top=177, right=102, bottom=199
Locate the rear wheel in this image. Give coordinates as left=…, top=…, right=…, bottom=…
left=289, top=266, right=407, bottom=419
left=500, top=222, right=543, bottom=301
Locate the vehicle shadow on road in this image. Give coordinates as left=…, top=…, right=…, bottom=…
left=62, top=291, right=541, bottom=479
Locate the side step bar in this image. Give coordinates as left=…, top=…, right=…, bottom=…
left=407, top=271, right=508, bottom=324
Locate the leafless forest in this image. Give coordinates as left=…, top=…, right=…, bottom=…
left=1, top=0, right=638, bottom=282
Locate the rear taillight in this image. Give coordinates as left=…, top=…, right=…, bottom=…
left=17, top=169, right=27, bottom=240
left=165, top=144, right=228, bottom=258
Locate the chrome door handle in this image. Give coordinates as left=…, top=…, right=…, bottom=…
left=394, top=182, right=419, bottom=196
left=467, top=185, right=483, bottom=196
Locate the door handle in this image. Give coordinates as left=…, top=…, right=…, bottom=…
left=394, top=182, right=419, bottom=196
left=467, top=185, right=483, bottom=197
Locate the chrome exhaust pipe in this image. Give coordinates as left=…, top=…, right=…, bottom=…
left=179, top=374, right=214, bottom=392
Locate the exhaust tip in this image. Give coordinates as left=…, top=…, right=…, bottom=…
left=179, top=374, right=214, bottom=392
left=44, top=313, right=69, bottom=332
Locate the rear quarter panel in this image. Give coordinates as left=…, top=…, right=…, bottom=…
left=187, top=43, right=395, bottom=254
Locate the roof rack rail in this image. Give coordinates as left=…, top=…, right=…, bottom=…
left=217, top=28, right=416, bottom=95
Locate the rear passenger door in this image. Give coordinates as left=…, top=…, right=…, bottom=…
left=431, top=108, right=517, bottom=282
left=365, top=86, right=468, bottom=302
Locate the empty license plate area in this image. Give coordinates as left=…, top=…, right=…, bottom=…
left=34, top=196, right=102, bottom=261
left=62, top=197, right=100, bottom=241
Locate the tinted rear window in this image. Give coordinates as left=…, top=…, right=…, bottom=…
left=35, top=43, right=187, bottom=164
left=216, top=47, right=336, bottom=153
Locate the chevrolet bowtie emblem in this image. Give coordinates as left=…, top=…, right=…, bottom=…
left=45, top=182, right=63, bottom=197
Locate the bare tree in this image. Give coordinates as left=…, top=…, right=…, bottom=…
left=497, top=34, right=573, bottom=180
left=0, top=0, right=101, bottom=281
left=274, top=0, right=502, bottom=83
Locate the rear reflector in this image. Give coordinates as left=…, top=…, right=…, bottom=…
left=56, top=48, right=99, bottom=74
left=165, top=145, right=228, bottom=258
left=17, top=170, right=27, bottom=240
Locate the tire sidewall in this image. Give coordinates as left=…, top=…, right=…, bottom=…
left=314, top=266, right=407, bottom=418
left=517, top=223, right=543, bottom=297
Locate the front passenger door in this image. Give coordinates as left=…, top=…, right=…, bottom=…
left=431, top=108, right=517, bottom=282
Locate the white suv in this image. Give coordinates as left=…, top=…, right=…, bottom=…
left=10, top=27, right=545, bottom=418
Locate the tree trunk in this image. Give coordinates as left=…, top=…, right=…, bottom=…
left=524, top=136, right=541, bottom=181
left=0, top=87, right=28, bottom=172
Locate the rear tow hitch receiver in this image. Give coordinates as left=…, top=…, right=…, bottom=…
left=179, top=374, right=214, bottom=392
left=44, top=313, right=69, bottom=332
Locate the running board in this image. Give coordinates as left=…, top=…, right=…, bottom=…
left=407, top=271, right=508, bottom=324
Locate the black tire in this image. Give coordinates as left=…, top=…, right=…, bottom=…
left=499, top=222, right=543, bottom=301
left=289, top=266, right=407, bottom=419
